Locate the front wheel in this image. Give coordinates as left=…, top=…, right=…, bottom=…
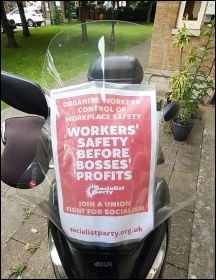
left=27, top=19, right=34, bottom=27
left=36, top=22, right=41, bottom=26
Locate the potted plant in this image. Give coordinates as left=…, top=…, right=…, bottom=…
left=169, top=17, right=215, bottom=141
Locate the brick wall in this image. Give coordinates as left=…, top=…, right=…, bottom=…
left=147, top=1, right=215, bottom=78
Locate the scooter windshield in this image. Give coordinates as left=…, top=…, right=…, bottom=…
left=16, top=21, right=195, bottom=247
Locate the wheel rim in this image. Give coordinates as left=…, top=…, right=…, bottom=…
left=28, top=20, right=33, bottom=27
left=1, top=25, right=4, bottom=33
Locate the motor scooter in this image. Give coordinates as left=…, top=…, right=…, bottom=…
left=1, top=21, right=194, bottom=279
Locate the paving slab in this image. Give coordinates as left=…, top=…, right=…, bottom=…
left=166, top=209, right=193, bottom=270
left=1, top=196, right=29, bottom=246
left=187, top=106, right=215, bottom=280
left=21, top=236, right=55, bottom=279
left=168, top=171, right=197, bottom=212
left=174, top=145, right=202, bottom=175
left=12, top=213, right=48, bottom=244
left=163, top=263, right=187, bottom=279
left=1, top=238, right=31, bottom=279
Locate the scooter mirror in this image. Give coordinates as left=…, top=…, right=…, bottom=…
left=162, top=101, right=180, bottom=122
left=1, top=71, right=48, bottom=119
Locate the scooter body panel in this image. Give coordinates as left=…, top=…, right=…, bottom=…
left=48, top=178, right=170, bottom=279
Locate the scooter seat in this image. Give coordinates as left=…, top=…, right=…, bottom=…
left=1, top=116, right=49, bottom=189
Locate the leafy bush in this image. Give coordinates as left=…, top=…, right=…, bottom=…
left=169, top=18, right=215, bottom=123
left=53, top=8, right=62, bottom=25
left=117, top=4, right=156, bottom=22
left=117, top=7, right=134, bottom=21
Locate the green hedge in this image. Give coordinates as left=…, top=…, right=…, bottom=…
left=116, top=4, right=156, bottom=23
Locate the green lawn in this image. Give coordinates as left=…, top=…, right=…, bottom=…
left=1, top=23, right=76, bottom=82
left=1, top=21, right=153, bottom=110
left=1, top=23, right=74, bottom=110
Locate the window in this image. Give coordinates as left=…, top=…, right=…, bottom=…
left=176, top=1, right=208, bottom=31
left=13, top=9, right=20, bottom=15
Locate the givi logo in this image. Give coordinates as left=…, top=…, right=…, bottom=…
left=94, top=262, right=112, bottom=267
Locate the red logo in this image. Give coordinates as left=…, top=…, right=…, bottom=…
left=29, top=181, right=36, bottom=188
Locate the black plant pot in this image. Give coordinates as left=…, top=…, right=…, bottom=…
left=172, top=118, right=194, bottom=141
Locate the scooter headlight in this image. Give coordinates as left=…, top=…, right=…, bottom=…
left=146, top=233, right=167, bottom=279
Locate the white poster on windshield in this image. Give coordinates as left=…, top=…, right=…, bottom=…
left=50, top=84, right=157, bottom=244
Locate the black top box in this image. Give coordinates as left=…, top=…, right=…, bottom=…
left=87, top=54, right=144, bottom=84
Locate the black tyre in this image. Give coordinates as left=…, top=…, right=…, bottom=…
left=28, top=19, right=34, bottom=27
left=36, top=22, right=41, bottom=26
